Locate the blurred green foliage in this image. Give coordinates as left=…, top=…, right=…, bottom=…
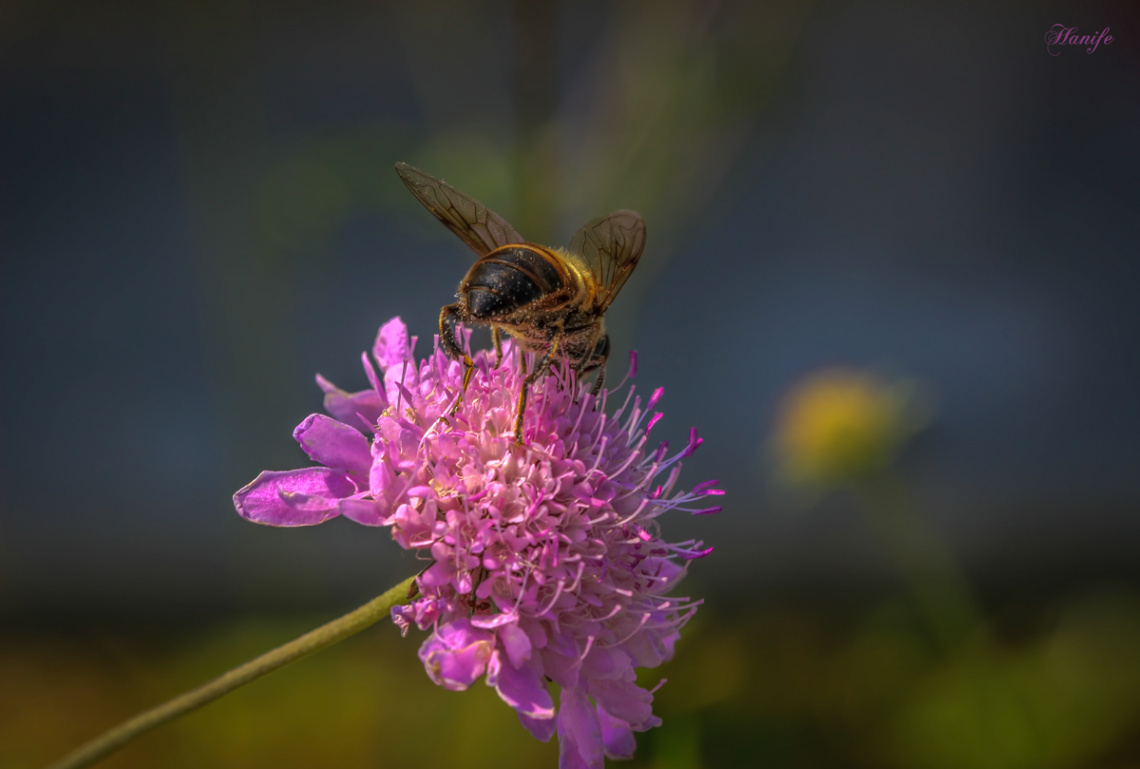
left=6, top=588, right=1140, bottom=768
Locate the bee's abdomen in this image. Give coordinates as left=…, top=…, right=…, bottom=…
left=463, top=246, right=566, bottom=318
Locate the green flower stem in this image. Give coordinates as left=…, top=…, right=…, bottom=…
left=47, top=574, right=418, bottom=769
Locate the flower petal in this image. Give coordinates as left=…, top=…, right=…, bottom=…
left=472, top=617, right=533, bottom=666
left=233, top=468, right=354, bottom=526
left=584, top=677, right=658, bottom=730
left=541, top=639, right=583, bottom=689
left=373, top=316, right=413, bottom=371
left=558, top=687, right=604, bottom=769
left=316, top=374, right=385, bottom=432
left=488, top=650, right=554, bottom=720
left=338, top=497, right=385, bottom=526
left=620, top=627, right=676, bottom=668
left=597, top=705, right=637, bottom=759
left=499, top=621, right=533, bottom=667
left=292, top=413, right=372, bottom=479
left=519, top=711, right=558, bottom=743
left=418, top=618, right=494, bottom=691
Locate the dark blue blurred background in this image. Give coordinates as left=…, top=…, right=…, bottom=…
left=2, top=0, right=1138, bottom=624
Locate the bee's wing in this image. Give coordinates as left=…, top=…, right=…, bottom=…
left=567, top=210, right=646, bottom=311
left=395, top=162, right=524, bottom=257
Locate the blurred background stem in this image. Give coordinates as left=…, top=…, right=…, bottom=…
left=511, top=0, right=558, bottom=241
left=855, top=471, right=981, bottom=651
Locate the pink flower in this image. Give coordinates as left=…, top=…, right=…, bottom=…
left=234, top=317, right=720, bottom=767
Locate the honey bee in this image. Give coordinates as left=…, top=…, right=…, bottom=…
left=395, top=162, right=646, bottom=444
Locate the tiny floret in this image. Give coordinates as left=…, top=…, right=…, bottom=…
left=234, top=317, right=719, bottom=768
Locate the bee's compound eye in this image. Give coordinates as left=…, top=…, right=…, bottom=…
left=463, top=251, right=549, bottom=319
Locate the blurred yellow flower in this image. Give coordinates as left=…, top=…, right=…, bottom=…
left=772, top=369, right=928, bottom=488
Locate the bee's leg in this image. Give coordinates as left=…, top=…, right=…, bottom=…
left=440, top=304, right=474, bottom=416
left=468, top=566, right=489, bottom=617
left=572, top=328, right=608, bottom=396
left=590, top=359, right=606, bottom=395
left=492, top=326, right=503, bottom=369
left=514, top=349, right=532, bottom=444
left=513, top=330, right=561, bottom=444
left=590, top=331, right=612, bottom=395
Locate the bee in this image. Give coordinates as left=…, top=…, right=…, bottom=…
left=395, top=162, right=646, bottom=444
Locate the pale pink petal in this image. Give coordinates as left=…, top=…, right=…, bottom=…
left=233, top=468, right=353, bottom=526
left=487, top=650, right=554, bottom=719
left=292, top=414, right=372, bottom=479
left=585, top=677, right=657, bottom=730
left=597, top=705, right=637, bottom=759
left=373, top=316, right=412, bottom=371
left=499, top=621, right=533, bottom=667
left=541, top=647, right=582, bottom=690
left=338, top=497, right=385, bottom=526
left=519, top=711, right=558, bottom=743
left=558, top=687, right=604, bottom=769
left=316, top=374, right=384, bottom=432
left=418, top=618, right=494, bottom=691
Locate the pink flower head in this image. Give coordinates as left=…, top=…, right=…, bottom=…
left=234, top=317, right=720, bottom=767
